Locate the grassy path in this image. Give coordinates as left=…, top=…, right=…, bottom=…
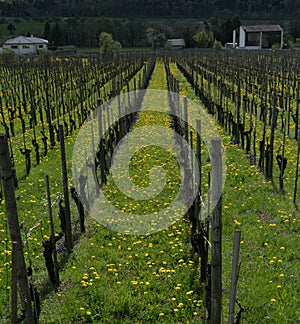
left=39, top=61, right=206, bottom=323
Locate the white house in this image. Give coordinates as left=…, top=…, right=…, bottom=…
left=233, top=25, right=283, bottom=50
left=164, top=39, right=185, bottom=50
left=3, top=35, right=48, bottom=55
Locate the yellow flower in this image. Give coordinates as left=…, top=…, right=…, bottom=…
left=86, top=311, right=91, bottom=316
left=271, top=299, right=276, bottom=302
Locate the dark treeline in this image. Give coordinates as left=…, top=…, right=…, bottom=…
left=1, top=0, right=299, bottom=20
left=44, top=17, right=149, bottom=48
left=2, top=15, right=299, bottom=50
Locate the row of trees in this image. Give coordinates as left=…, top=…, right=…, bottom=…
left=2, top=15, right=298, bottom=50
left=2, top=15, right=243, bottom=49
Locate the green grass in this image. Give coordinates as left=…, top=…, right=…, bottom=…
left=38, top=60, right=207, bottom=323
left=0, top=19, right=46, bottom=40
left=168, top=61, right=300, bottom=323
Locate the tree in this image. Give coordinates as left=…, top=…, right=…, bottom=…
left=220, top=15, right=241, bottom=44
left=98, top=32, right=122, bottom=56
left=44, top=21, right=51, bottom=40
left=146, top=27, right=156, bottom=49
left=0, top=49, right=19, bottom=66
left=193, top=29, right=214, bottom=48
left=146, top=26, right=166, bottom=49
left=7, top=23, right=16, bottom=35
left=50, top=23, right=64, bottom=46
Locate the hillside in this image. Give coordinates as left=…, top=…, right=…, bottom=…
left=0, top=0, right=299, bottom=20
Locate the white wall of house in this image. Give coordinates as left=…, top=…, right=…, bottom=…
left=239, top=27, right=246, bottom=48
left=4, top=43, right=47, bottom=55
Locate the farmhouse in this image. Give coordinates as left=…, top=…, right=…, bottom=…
left=3, top=35, right=48, bottom=56
left=164, top=39, right=185, bottom=50
left=233, top=24, right=283, bottom=49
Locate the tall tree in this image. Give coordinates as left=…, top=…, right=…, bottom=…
left=193, top=28, right=214, bottom=48
left=7, top=23, right=16, bottom=35
left=44, top=21, right=51, bottom=40
left=50, top=23, right=64, bottom=46
left=98, top=32, right=122, bottom=56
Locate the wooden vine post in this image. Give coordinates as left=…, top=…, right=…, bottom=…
left=59, top=125, right=73, bottom=253
left=294, top=79, right=300, bottom=204
left=267, top=92, right=278, bottom=180
left=228, top=230, right=241, bottom=324
left=210, top=137, right=223, bottom=324
left=45, top=175, right=60, bottom=287
left=0, top=134, right=34, bottom=324
left=294, top=78, right=299, bottom=141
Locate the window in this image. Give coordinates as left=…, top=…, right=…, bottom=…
left=22, top=45, right=30, bottom=49
left=11, top=45, right=17, bottom=49
left=245, top=32, right=260, bottom=46
left=38, top=44, right=44, bottom=49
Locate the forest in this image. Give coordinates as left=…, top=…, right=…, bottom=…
left=1, top=0, right=299, bottom=20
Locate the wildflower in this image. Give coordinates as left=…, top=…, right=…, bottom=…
left=159, top=312, right=164, bottom=316
left=271, top=299, right=276, bottom=302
